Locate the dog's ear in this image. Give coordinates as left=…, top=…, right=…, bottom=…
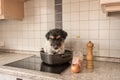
left=46, top=32, right=50, bottom=40
left=62, top=31, right=68, bottom=39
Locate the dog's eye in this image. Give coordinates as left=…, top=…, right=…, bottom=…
left=56, top=35, right=61, bottom=39
left=56, top=38, right=60, bottom=40
left=49, top=36, right=54, bottom=39
left=56, top=38, right=61, bottom=40
left=49, top=38, right=53, bottom=40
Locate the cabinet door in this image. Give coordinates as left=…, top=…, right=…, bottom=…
left=0, top=0, right=2, bottom=15
left=101, top=0, right=120, bottom=4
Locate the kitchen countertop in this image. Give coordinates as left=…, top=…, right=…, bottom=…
left=0, top=53, right=34, bottom=66
left=62, top=61, right=120, bottom=80
left=0, top=52, right=120, bottom=80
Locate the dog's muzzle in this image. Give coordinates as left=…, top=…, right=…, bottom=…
left=51, top=41, right=61, bottom=50
left=54, top=45, right=58, bottom=49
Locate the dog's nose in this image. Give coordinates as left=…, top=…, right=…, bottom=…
left=54, top=47, right=58, bottom=49
left=54, top=46, right=58, bottom=49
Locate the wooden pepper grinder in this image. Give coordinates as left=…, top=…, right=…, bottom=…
left=86, top=41, right=94, bottom=70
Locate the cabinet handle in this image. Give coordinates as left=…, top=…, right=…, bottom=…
left=16, top=78, right=23, bottom=80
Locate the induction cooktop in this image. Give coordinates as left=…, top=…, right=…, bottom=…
left=4, top=56, right=70, bottom=74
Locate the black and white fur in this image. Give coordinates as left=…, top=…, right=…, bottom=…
left=44, top=29, right=67, bottom=55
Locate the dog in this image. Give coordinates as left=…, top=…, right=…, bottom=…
left=43, top=29, right=67, bottom=55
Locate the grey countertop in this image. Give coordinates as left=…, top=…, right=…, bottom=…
left=62, top=61, right=120, bottom=80
left=0, top=52, right=120, bottom=80
left=0, top=53, right=34, bottom=66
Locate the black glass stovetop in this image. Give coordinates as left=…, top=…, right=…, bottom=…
left=4, top=56, right=70, bottom=74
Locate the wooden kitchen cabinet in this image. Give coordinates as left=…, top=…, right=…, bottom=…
left=0, top=0, right=24, bottom=20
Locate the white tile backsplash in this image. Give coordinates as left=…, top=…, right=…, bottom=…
left=80, top=1, right=89, bottom=11
left=70, top=21, right=79, bottom=30
left=89, top=30, right=99, bottom=39
left=80, top=11, right=89, bottom=20
left=89, top=0, right=100, bottom=10
left=80, top=21, right=89, bottom=30
left=63, top=13, right=71, bottom=21
left=70, top=31, right=80, bottom=39
left=89, top=21, right=99, bottom=30
left=110, top=50, right=120, bottom=58
left=71, top=12, right=80, bottom=21
left=63, top=0, right=71, bottom=4
left=71, top=2, right=79, bottom=12
left=99, top=50, right=109, bottom=57
left=0, top=0, right=54, bottom=51
left=63, top=4, right=71, bottom=13
left=110, top=40, right=120, bottom=50
left=99, top=40, right=109, bottom=50
left=99, top=20, right=109, bottom=30
left=63, top=22, right=71, bottom=30
left=0, top=0, right=119, bottom=59
left=110, top=30, right=120, bottom=40
left=89, top=11, right=99, bottom=20
left=80, top=31, right=88, bottom=39
left=63, top=0, right=120, bottom=58
left=110, top=20, right=120, bottom=30
left=71, top=0, right=80, bottom=3
left=99, top=30, right=109, bottom=39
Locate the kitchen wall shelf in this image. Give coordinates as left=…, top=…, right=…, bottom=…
left=100, top=0, right=120, bottom=14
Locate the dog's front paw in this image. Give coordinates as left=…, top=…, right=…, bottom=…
left=47, top=52, right=54, bottom=55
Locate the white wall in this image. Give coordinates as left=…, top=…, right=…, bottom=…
left=0, top=0, right=120, bottom=58
left=0, top=0, right=54, bottom=51
left=63, top=0, right=120, bottom=58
